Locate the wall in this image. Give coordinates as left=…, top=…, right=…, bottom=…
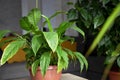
left=21, top=0, right=78, bottom=36
left=0, top=0, right=22, bottom=34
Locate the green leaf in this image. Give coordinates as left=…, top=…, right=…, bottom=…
left=105, top=55, right=116, bottom=64
left=74, top=53, right=84, bottom=71
left=64, top=48, right=75, bottom=59
left=82, top=13, right=92, bottom=28
left=67, top=8, right=77, bottom=20
left=67, top=2, right=74, bottom=5
left=94, top=14, right=105, bottom=29
left=42, top=15, right=53, bottom=32
left=31, top=59, right=40, bottom=76
left=117, top=56, right=120, bottom=68
left=80, top=8, right=89, bottom=21
left=40, top=52, right=51, bottom=76
left=23, top=48, right=34, bottom=67
left=43, top=32, right=58, bottom=52
left=60, top=36, right=75, bottom=43
left=102, top=0, right=110, bottom=5
left=1, top=39, right=26, bottom=65
left=115, top=43, right=120, bottom=54
left=32, top=35, right=43, bottom=55
left=56, top=46, right=69, bottom=72
left=19, top=17, right=31, bottom=31
left=71, top=26, right=85, bottom=38
left=111, top=50, right=119, bottom=57
left=74, top=52, right=88, bottom=71
left=23, top=48, right=34, bottom=55
left=43, top=11, right=64, bottom=26
left=23, top=48, right=34, bottom=63
left=86, top=3, right=120, bottom=56
left=28, top=8, right=41, bottom=26
left=80, top=8, right=92, bottom=28
left=56, top=22, right=74, bottom=36
left=0, top=37, right=17, bottom=48
left=0, top=30, right=11, bottom=40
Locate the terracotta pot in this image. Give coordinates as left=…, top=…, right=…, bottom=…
left=109, top=71, right=120, bottom=80
left=29, top=66, right=62, bottom=80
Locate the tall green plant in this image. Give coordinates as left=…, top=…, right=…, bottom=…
left=0, top=8, right=88, bottom=76
left=84, top=3, right=120, bottom=80
left=67, top=0, right=120, bottom=79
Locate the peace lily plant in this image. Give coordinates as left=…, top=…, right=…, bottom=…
left=0, top=8, right=88, bottom=77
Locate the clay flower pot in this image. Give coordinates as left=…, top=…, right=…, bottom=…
left=109, top=71, right=120, bottom=80
left=29, top=66, right=62, bottom=80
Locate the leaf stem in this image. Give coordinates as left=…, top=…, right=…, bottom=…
left=42, top=15, right=53, bottom=32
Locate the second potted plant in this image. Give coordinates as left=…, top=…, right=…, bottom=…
left=0, top=8, right=88, bottom=80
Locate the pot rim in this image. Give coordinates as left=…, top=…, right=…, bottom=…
left=109, top=71, right=120, bottom=75
left=29, top=65, right=58, bottom=70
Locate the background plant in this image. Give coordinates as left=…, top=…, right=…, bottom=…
left=67, top=0, right=120, bottom=79
left=67, top=0, right=120, bottom=55
left=85, top=3, right=120, bottom=80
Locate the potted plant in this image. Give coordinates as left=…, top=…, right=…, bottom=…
left=81, top=2, right=120, bottom=80
left=100, top=16, right=120, bottom=80
left=0, top=8, right=88, bottom=80
left=87, top=1, right=120, bottom=80
left=67, top=0, right=120, bottom=80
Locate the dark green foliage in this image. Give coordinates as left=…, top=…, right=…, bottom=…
left=67, top=0, right=120, bottom=67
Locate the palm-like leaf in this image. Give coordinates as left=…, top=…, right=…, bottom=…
left=40, top=52, right=51, bottom=76
left=31, top=59, right=40, bottom=76
left=71, top=26, right=85, bottom=38
left=74, top=52, right=88, bottom=71
left=56, top=46, right=69, bottom=72
left=1, top=39, right=26, bottom=65
left=64, top=48, right=75, bottom=59
left=56, top=22, right=73, bottom=36
left=42, top=15, right=53, bottom=32
left=0, top=30, right=11, bottom=40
